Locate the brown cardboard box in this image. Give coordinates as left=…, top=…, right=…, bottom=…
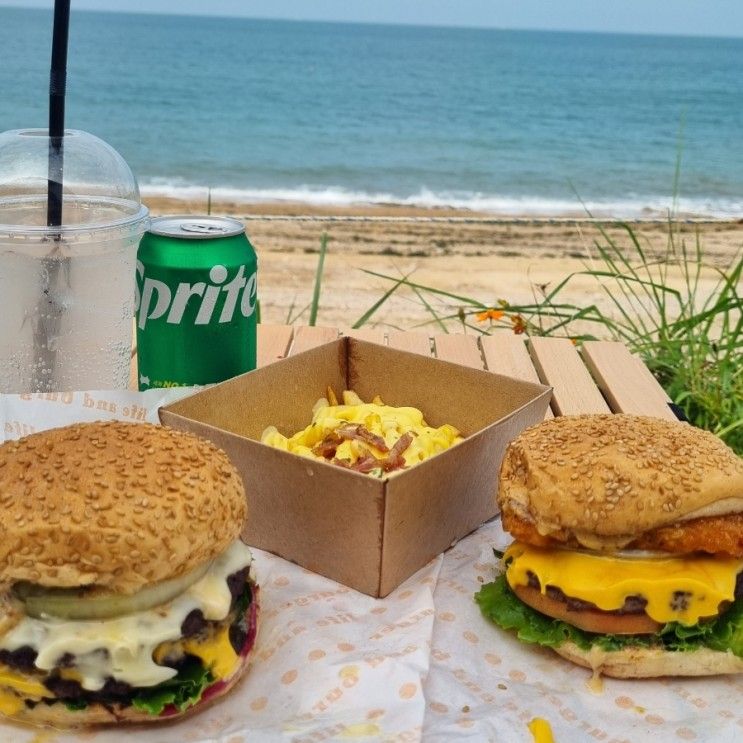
left=159, top=338, right=551, bottom=597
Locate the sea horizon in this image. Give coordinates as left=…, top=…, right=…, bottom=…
left=5, top=5, right=743, bottom=41
left=2, top=7, right=743, bottom=217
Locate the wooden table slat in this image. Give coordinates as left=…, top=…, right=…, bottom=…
left=528, top=336, right=611, bottom=416
left=386, top=330, right=433, bottom=357
left=341, top=327, right=388, bottom=345
left=479, top=334, right=553, bottom=418
left=432, top=334, right=485, bottom=369
left=288, top=325, right=340, bottom=355
left=256, top=324, right=294, bottom=367
left=580, top=340, right=677, bottom=420
left=480, top=334, right=541, bottom=383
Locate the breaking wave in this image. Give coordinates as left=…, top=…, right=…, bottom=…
left=139, top=180, right=743, bottom=219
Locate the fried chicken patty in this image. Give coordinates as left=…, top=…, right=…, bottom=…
left=501, top=512, right=743, bottom=557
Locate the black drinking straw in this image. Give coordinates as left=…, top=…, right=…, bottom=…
left=35, top=0, right=71, bottom=391
left=47, top=0, right=71, bottom=227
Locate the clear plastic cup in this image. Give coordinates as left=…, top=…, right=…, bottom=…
left=0, top=129, right=149, bottom=392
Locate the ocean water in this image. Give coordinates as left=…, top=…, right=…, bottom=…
left=1, top=7, right=743, bottom=217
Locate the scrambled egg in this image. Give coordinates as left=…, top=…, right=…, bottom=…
left=261, top=389, right=463, bottom=476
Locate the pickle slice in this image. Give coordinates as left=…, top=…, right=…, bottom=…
left=14, top=561, right=211, bottom=620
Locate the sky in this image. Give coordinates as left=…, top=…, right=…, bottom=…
left=0, top=0, right=742, bottom=38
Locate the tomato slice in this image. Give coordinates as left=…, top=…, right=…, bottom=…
left=512, top=584, right=662, bottom=635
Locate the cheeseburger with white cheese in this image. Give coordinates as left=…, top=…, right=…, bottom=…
left=476, top=414, right=743, bottom=678
left=0, top=421, right=258, bottom=727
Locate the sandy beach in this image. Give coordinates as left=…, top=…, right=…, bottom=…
left=144, top=195, right=742, bottom=333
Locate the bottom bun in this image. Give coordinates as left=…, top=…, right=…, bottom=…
left=554, top=642, right=743, bottom=679
left=3, top=655, right=251, bottom=729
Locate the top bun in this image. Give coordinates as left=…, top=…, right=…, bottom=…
left=499, top=414, right=743, bottom=552
left=0, top=421, right=247, bottom=594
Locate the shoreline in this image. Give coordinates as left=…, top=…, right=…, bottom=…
left=142, top=194, right=743, bottom=222
left=142, top=195, right=742, bottom=330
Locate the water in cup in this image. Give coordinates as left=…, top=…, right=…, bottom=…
left=0, top=129, right=149, bottom=393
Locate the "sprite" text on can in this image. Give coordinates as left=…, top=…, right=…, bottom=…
left=135, top=216, right=258, bottom=390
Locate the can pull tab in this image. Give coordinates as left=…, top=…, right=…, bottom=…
left=181, top=222, right=228, bottom=235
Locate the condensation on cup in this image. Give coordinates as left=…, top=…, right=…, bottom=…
left=0, top=129, right=149, bottom=393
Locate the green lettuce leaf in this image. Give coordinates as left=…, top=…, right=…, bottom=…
left=475, top=575, right=743, bottom=657
left=131, top=656, right=214, bottom=716
left=708, top=596, right=743, bottom=656
left=234, top=582, right=253, bottom=624
left=63, top=698, right=88, bottom=711
left=475, top=572, right=589, bottom=648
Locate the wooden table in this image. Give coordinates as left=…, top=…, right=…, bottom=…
left=235, top=324, right=676, bottom=421
left=131, top=324, right=677, bottom=419
left=131, top=324, right=676, bottom=420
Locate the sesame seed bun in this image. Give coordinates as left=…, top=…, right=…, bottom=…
left=499, top=414, right=743, bottom=553
left=0, top=421, right=247, bottom=594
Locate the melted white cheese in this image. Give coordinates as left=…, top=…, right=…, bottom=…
left=0, top=540, right=253, bottom=691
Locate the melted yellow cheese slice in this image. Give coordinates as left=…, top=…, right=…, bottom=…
left=182, top=623, right=240, bottom=680
left=0, top=664, right=47, bottom=699
left=0, top=689, right=24, bottom=716
left=505, top=541, right=743, bottom=625
left=153, top=617, right=242, bottom=682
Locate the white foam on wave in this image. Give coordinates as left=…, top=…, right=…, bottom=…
left=139, top=179, right=743, bottom=218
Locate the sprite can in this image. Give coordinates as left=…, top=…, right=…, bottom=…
left=135, top=216, right=258, bottom=390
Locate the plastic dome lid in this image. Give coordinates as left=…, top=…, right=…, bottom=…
left=0, top=128, right=148, bottom=233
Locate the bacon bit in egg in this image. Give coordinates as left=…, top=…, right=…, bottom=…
left=382, top=432, right=416, bottom=472
left=335, top=424, right=389, bottom=452
left=262, top=390, right=463, bottom=478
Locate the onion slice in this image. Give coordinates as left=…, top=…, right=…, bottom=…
left=13, top=561, right=212, bottom=620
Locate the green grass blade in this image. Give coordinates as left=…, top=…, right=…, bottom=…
left=351, top=271, right=412, bottom=328
left=411, top=285, right=450, bottom=333
left=359, top=269, right=489, bottom=307
left=308, top=233, right=328, bottom=326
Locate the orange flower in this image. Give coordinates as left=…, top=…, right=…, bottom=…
left=570, top=338, right=578, bottom=346
left=476, top=308, right=505, bottom=323
left=510, top=314, right=527, bottom=335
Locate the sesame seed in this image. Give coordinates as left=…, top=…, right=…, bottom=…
left=0, top=420, right=246, bottom=593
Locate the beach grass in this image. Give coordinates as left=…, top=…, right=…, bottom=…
left=308, top=233, right=329, bottom=326
left=348, top=220, right=742, bottom=452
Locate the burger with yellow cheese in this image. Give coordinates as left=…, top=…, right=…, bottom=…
left=0, top=421, right=258, bottom=727
left=476, top=414, right=743, bottom=678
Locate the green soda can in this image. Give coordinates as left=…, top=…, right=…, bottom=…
left=135, top=216, right=258, bottom=390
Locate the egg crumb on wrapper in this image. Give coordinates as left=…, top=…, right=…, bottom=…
left=261, top=389, right=463, bottom=476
